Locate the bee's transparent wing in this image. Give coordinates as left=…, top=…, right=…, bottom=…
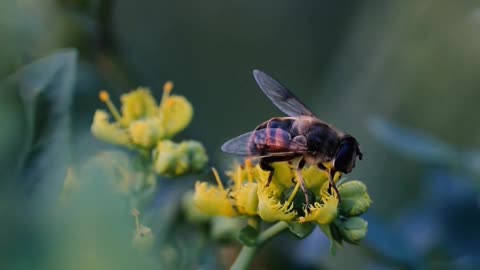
left=221, top=129, right=308, bottom=157
left=253, top=69, right=316, bottom=117
left=221, top=132, right=255, bottom=156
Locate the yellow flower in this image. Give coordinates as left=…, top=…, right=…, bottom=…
left=193, top=169, right=236, bottom=217
left=181, top=191, right=210, bottom=223
left=128, top=118, right=164, bottom=148
left=158, top=95, right=193, bottom=138
left=302, top=166, right=329, bottom=194
left=120, top=87, right=157, bottom=125
left=299, top=191, right=338, bottom=224
left=91, top=110, right=131, bottom=147
left=257, top=184, right=296, bottom=222
left=231, top=182, right=259, bottom=215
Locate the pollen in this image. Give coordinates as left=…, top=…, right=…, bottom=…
left=163, top=81, right=174, bottom=94
left=99, top=90, right=110, bottom=103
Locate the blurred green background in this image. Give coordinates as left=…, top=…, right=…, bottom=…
left=2, top=0, right=480, bottom=269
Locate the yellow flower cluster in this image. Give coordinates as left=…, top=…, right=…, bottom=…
left=192, top=159, right=372, bottom=246
left=92, top=82, right=192, bottom=149
left=90, top=82, right=208, bottom=177
left=194, top=160, right=342, bottom=225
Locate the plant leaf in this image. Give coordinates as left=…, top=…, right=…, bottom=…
left=368, top=117, right=455, bottom=165
left=318, top=224, right=340, bottom=255
left=287, top=222, right=316, bottom=239
left=1, top=49, right=77, bottom=207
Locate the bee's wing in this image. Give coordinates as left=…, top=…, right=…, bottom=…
left=221, top=129, right=308, bottom=157
left=253, top=69, right=316, bottom=117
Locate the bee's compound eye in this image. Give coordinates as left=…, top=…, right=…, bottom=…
left=333, top=142, right=357, bottom=173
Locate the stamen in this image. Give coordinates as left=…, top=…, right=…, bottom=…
left=131, top=208, right=140, bottom=230
left=163, top=81, right=174, bottom=95
left=160, top=81, right=174, bottom=107
left=235, top=165, right=242, bottom=189
left=245, top=159, right=253, bottom=182
left=285, top=180, right=301, bottom=206
left=99, top=90, right=122, bottom=122
left=211, top=167, right=225, bottom=191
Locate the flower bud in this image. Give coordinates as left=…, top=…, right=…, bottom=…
left=338, top=180, right=372, bottom=216
left=193, top=182, right=237, bottom=217
left=153, top=140, right=208, bottom=177
left=180, top=140, right=209, bottom=172
left=336, top=217, right=368, bottom=244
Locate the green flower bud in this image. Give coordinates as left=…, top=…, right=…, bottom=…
left=153, top=140, right=208, bottom=177
left=338, top=180, right=372, bottom=216
left=182, top=140, right=209, bottom=172
left=120, top=88, right=157, bottom=124
left=336, top=217, right=368, bottom=244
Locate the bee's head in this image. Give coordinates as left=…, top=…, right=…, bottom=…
left=333, top=135, right=363, bottom=174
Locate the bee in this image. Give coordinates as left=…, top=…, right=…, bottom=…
left=221, top=70, right=363, bottom=206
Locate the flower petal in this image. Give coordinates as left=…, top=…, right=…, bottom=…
left=91, top=110, right=131, bottom=147
left=193, top=182, right=237, bottom=217
left=299, top=191, right=338, bottom=224
left=257, top=184, right=296, bottom=222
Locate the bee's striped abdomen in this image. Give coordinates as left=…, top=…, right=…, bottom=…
left=248, top=118, right=302, bottom=155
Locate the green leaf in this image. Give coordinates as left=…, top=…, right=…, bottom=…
left=287, top=222, right=315, bottom=239
left=368, top=117, right=455, bottom=165
left=318, top=224, right=340, bottom=256
left=0, top=49, right=77, bottom=207
left=237, top=225, right=259, bottom=247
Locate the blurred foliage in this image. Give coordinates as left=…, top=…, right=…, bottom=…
left=1, top=0, right=480, bottom=270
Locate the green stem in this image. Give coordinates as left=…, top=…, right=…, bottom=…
left=230, top=221, right=289, bottom=270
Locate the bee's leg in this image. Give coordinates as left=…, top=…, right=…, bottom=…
left=328, top=169, right=341, bottom=202
left=259, top=159, right=275, bottom=187
left=294, top=158, right=310, bottom=208
left=317, top=163, right=327, bottom=171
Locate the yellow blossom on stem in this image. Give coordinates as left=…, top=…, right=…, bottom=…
left=231, top=182, right=259, bottom=216
left=257, top=184, right=296, bottom=222
left=120, top=87, right=157, bottom=125
left=193, top=169, right=237, bottom=217
left=128, top=118, right=163, bottom=148
left=158, top=90, right=193, bottom=138
left=299, top=191, right=338, bottom=224
left=91, top=110, right=131, bottom=147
